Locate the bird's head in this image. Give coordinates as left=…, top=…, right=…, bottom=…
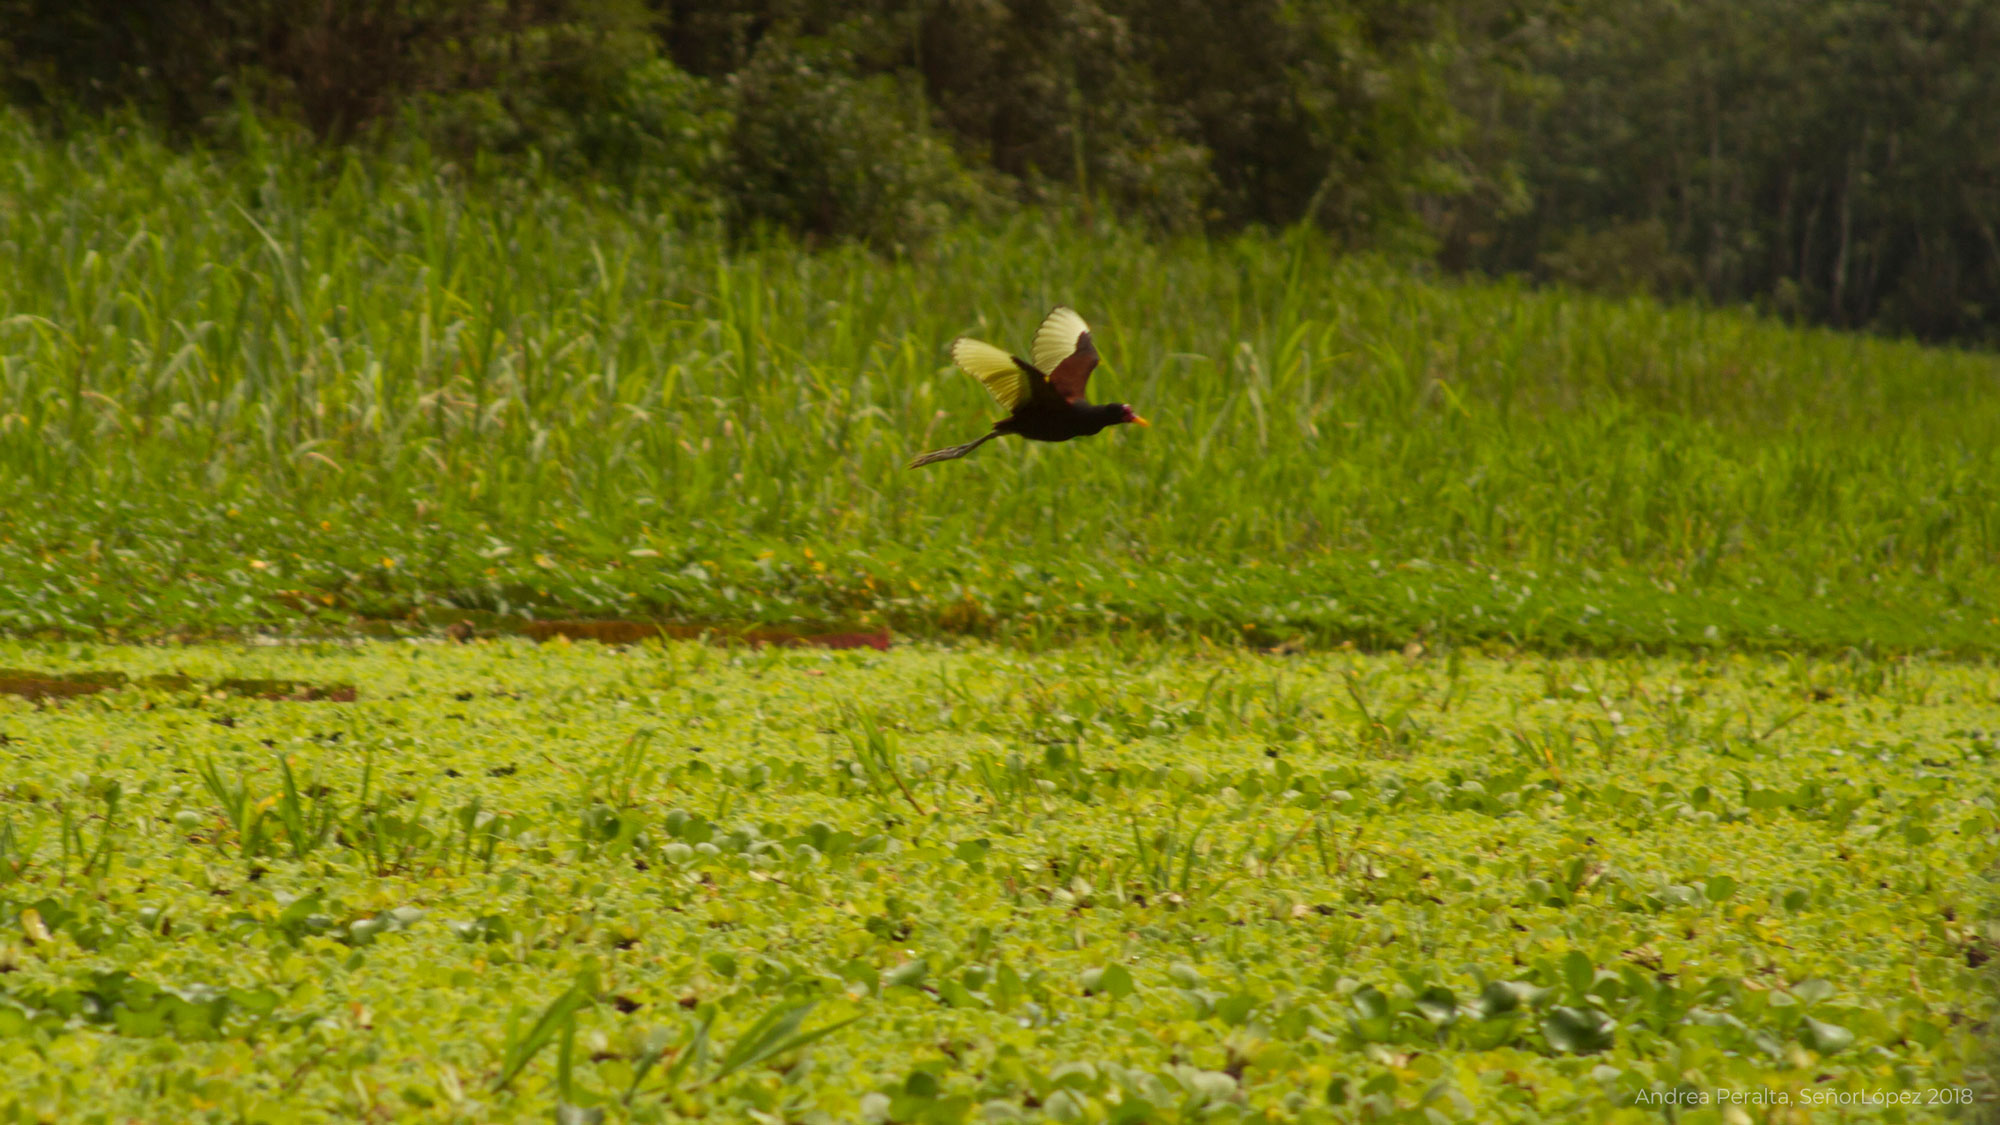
left=1116, top=404, right=1151, bottom=427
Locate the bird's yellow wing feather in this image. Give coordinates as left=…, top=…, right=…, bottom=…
left=1032, top=306, right=1090, bottom=374
left=951, top=336, right=1033, bottom=410
left=1031, top=306, right=1098, bottom=402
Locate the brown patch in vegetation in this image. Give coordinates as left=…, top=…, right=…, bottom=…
left=519, top=621, right=890, bottom=651
left=0, top=669, right=125, bottom=700
left=213, top=678, right=358, bottom=702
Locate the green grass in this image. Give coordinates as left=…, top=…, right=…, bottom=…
left=4, top=113, right=2000, bottom=650
left=0, top=637, right=1993, bottom=1121
left=6, top=101, right=2000, bottom=1125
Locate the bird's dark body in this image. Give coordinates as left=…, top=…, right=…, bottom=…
left=1000, top=410, right=1119, bottom=442
left=995, top=370, right=1130, bottom=443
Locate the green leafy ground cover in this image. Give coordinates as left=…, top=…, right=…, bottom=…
left=6, top=117, right=2000, bottom=653
left=0, top=637, right=1994, bottom=1122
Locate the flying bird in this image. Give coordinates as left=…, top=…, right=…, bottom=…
left=908, top=306, right=1149, bottom=468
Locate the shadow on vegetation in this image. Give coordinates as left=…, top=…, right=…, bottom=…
left=0, top=621, right=884, bottom=702
left=514, top=620, right=890, bottom=651
left=210, top=678, right=358, bottom=702
left=0, top=670, right=353, bottom=702
left=0, top=669, right=134, bottom=701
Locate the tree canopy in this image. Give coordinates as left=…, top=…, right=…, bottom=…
left=5, top=0, right=1993, bottom=342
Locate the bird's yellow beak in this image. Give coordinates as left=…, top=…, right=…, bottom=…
left=1130, top=414, right=1151, bottom=427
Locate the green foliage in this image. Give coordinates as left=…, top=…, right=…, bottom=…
left=666, top=0, right=1476, bottom=239
left=7, top=0, right=2000, bottom=337
left=0, top=0, right=728, bottom=210
left=3, top=118, right=2000, bottom=651
left=1125, top=0, right=1467, bottom=241
left=0, top=636, right=1993, bottom=1119
left=0, top=0, right=1475, bottom=248
left=495, top=984, right=595, bottom=1093
left=1534, top=219, right=1699, bottom=299
left=396, top=50, right=730, bottom=205
left=1459, top=0, right=2000, bottom=341
left=903, top=0, right=1218, bottom=229
left=1, top=1, right=643, bottom=141
left=722, top=36, right=995, bottom=249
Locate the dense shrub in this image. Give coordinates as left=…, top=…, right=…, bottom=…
left=665, top=0, right=1469, bottom=240
left=721, top=36, right=996, bottom=249
left=0, top=0, right=724, bottom=200
left=0, top=1, right=633, bottom=137
left=906, top=0, right=1214, bottom=230
left=0, top=0, right=1471, bottom=249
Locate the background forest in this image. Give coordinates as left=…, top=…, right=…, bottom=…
left=6, top=0, right=1997, bottom=344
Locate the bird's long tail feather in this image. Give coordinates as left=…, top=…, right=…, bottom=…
left=907, top=431, right=998, bottom=469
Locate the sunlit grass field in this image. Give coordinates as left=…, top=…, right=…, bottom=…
left=4, top=108, right=2000, bottom=1124
left=0, top=637, right=1994, bottom=1122
left=4, top=113, right=2000, bottom=650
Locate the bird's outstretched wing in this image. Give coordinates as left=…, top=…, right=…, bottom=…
left=951, top=337, right=1043, bottom=411
left=1031, top=306, right=1098, bottom=403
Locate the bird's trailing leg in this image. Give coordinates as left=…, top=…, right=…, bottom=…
left=907, top=430, right=999, bottom=469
